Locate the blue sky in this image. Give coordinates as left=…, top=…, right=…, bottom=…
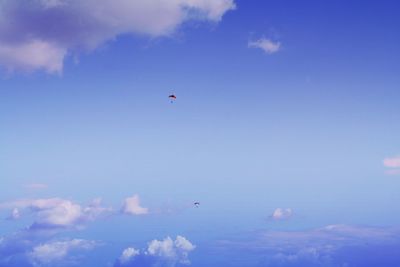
left=1, top=0, right=400, bottom=266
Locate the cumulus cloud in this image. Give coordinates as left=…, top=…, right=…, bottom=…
left=147, top=236, right=195, bottom=264
left=31, top=199, right=83, bottom=228
left=0, top=197, right=108, bottom=267
left=119, top=247, right=140, bottom=264
left=28, top=239, right=98, bottom=265
left=115, top=236, right=196, bottom=267
left=248, top=38, right=281, bottom=54
left=271, top=208, right=293, bottom=220
left=173, top=235, right=196, bottom=263
left=0, top=197, right=112, bottom=230
left=121, top=195, right=149, bottom=215
left=0, top=0, right=236, bottom=73
left=0, top=229, right=98, bottom=267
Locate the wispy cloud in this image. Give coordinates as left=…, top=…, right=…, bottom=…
left=385, top=169, right=400, bottom=175
left=28, top=239, right=98, bottom=265
left=218, top=225, right=400, bottom=267
left=383, top=156, right=400, bottom=168
left=383, top=156, right=400, bottom=175
left=0, top=0, right=236, bottom=73
left=248, top=38, right=281, bottom=54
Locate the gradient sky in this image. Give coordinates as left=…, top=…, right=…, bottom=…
left=1, top=1, right=400, bottom=266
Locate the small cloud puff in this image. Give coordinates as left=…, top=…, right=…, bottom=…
left=248, top=38, right=281, bottom=54
left=121, top=195, right=149, bottom=215
left=271, top=208, right=293, bottom=221
left=116, top=236, right=196, bottom=267
left=383, top=156, right=400, bottom=168
left=384, top=156, right=400, bottom=175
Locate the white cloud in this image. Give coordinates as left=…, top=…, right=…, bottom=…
left=0, top=0, right=236, bottom=73
left=28, top=239, right=97, bottom=265
left=121, top=195, right=149, bottom=215
left=271, top=208, right=293, bottom=220
left=383, top=156, right=400, bottom=168
left=83, top=198, right=113, bottom=221
left=175, top=235, right=196, bottom=252
left=116, top=236, right=196, bottom=266
left=247, top=224, right=397, bottom=249
left=147, top=237, right=175, bottom=258
left=0, top=198, right=111, bottom=229
left=7, top=208, right=21, bottom=220
left=120, top=247, right=140, bottom=264
left=33, top=199, right=83, bottom=227
left=272, top=247, right=324, bottom=265
left=0, top=40, right=66, bottom=74
left=147, top=236, right=195, bottom=264
left=248, top=38, right=281, bottom=54
left=383, top=156, right=400, bottom=175
left=0, top=219, right=100, bottom=267
left=173, top=236, right=196, bottom=264
left=218, top=225, right=400, bottom=267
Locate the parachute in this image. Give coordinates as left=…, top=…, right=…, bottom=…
left=194, top=202, right=200, bottom=208
left=169, top=94, right=177, bottom=103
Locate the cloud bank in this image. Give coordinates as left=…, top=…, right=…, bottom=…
left=1, top=197, right=112, bottom=230
left=0, top=0, right=236, bottom=73
left=0, top=231, right=98, bottom=267
left=1, top=194, right=149, bottom=230
left=218, top=224, right=400, bottom=267
left=0, top=194, right=168, bottom=267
